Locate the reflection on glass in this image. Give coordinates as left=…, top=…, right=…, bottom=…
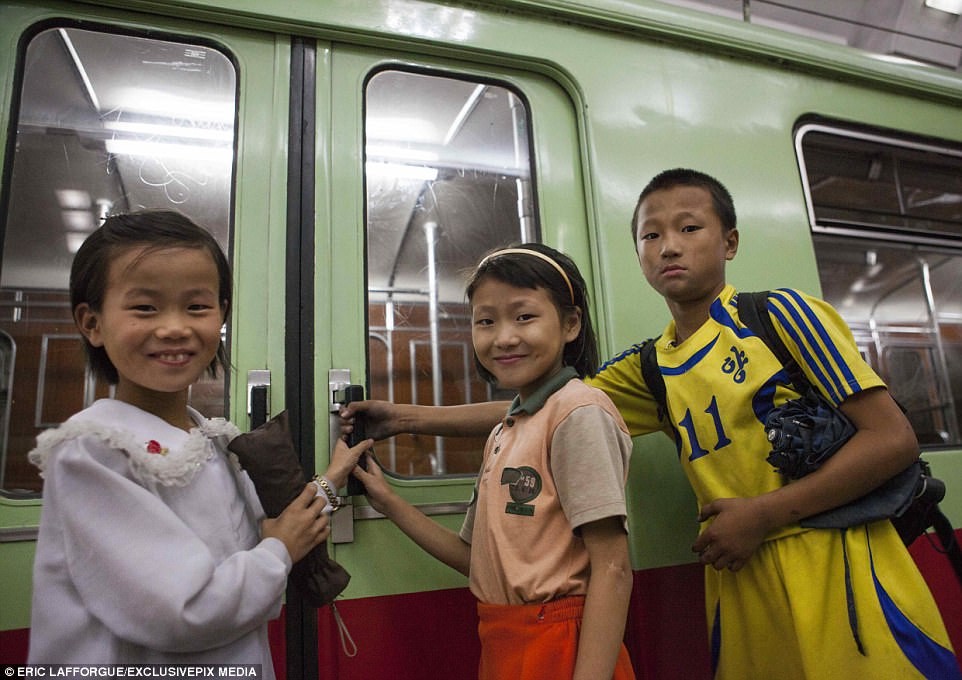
left=800, top=124, right=962, bottom=449
left=365, top=70, right=537, bottom=476
left=0, top=27, right=235, bottom=494
left=800, top=128, right=962, bottom=240
left=814, top=237, right=962, bottom=447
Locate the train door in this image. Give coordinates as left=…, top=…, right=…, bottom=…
left=0, top=4, right=290, bottom=664
left=313, top=46, right=595, bottom=678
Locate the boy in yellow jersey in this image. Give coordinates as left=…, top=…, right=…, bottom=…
left=342, top=169, right=959, bottom=679
left=590, top=168, right=959, bottom=679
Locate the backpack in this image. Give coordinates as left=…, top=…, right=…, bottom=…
left=639, top=291, right=962, bottom=582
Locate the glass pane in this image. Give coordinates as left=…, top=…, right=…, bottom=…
left=0, top=27, right=236, bottom=495
left=813, top=236, right=962, bottom=447
left=801, top=129, right=962, bottom=240
left=364, top=70, right=537, bottom=476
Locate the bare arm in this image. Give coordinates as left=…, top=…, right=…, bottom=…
left=340, top=400, right=507, bottom=440
left=573, top=517, right=634, bottom=680
left=351, top=455, right=471, bottom=575
left=694, top=387, right=918, bottom=570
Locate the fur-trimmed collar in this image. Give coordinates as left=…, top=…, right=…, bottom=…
left=28, top=400, right=242, bottom=487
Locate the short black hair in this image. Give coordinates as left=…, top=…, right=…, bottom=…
left=465, top=242, right=600, bottom=382
left=631, top=168, right=737, bottom=243
left=70, top=210, right=232, bottom=384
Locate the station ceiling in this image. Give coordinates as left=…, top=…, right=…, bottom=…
left=661, top=0, right=962, bottom=72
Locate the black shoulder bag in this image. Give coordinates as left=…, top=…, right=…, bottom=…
left=639, top=292, right=960, bottom=583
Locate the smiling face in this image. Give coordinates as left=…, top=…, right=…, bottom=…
left=470, top=277, right=581, bottom=400
left=635, top=184, right=739, bottom=310
left=75, top=245, right=226, bottom=416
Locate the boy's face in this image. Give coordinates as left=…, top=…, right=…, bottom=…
left=634, top=185, right=738, bottom=308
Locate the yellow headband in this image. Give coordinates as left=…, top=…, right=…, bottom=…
left=476, top=248, right=575, bottom=305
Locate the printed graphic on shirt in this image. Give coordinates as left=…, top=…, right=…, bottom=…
left=500, top=466, right=542, bottom=516
left=721, top=345, right=749, bottom=384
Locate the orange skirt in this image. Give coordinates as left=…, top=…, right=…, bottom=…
left=477, top=596, right=636, bottom=680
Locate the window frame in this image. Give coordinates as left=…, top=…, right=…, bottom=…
left=796, top=119, right=962, bottom=449
left=795, top=119, right=962, bottom=247
left=359, top=65, right=541, bottom=479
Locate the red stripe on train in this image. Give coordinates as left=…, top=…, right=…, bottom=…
left=2, top=539, right=959, bottom=678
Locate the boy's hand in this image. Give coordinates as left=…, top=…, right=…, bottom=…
left=692, top=497, right=771, bottom=572
left=261, top=483, right=330, bottom=563
left=339, top=400, right=400, bottom=441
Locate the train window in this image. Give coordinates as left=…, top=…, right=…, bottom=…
left=798, top=124, right=962, bottom=242
left=0, top=26, right=236, bottom=495
left=364, top=70, right=536, bottom=477
left=798, top=124, right=962, bottom=447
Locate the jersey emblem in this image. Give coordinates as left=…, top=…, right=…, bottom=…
left=500, top=466, right=542, bottom=516
left=721, top=345, right=749, bottom=384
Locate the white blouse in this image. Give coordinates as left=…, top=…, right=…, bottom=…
left=27, top=399, right=290, bottom=673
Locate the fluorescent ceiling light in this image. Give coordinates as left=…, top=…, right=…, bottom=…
left=65, top=232, right=89, bottom=254
left=367, top=118, right=437, bottom=143
left=55, top=189, right=91, bottom=209
left=61, top=209, right=95, bottom=231
left=105, top=138, right=232, bottom=162
left=103, top=120, right=233, bottom=142
left=366, top=161, right=438, bottom=181
left=925, top=0, right=962, bottom=14
left=366, top=145, right=439, bottom=163
left=112, top=88, right=233, bottom=123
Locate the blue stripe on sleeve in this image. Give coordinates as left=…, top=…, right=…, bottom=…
left=597, top=343, right=643, bottom=373
left=768, top=289, right=851, bottom=402
left=781, top=289, right=860, bottom=389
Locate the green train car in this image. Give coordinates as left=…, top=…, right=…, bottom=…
left=1, top=1, right=960, bottom=677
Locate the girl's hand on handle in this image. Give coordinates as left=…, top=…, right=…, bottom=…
left=324, top=436, right=375, bottom=489
left=350, top=454, right=395, bottom=516
left=262, top=483, right=330, bottom=563
left=339, top=400, right=400, bottom=441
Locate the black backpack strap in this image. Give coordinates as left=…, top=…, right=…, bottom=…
left=930, top=508, right=962, bottom=584
left=737, top=290, right=810, bottom=392
left=639, top=336, right=668, bottom=422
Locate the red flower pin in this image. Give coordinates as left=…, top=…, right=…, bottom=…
left=146, top=440, right=168, bottom=455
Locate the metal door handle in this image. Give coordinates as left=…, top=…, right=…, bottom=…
left=247, top=369, right=271, bottom=429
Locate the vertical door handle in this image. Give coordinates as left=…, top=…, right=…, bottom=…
left=247, top=369, right=271, bottom=429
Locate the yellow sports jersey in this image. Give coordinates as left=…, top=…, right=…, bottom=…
left=590, top=285, right=959, bottom=678
left=590, top=284, right=884, bottom=526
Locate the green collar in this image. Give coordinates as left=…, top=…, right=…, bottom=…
left=506, top=366, right=579, bottom=417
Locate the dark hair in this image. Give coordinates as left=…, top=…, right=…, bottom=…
left=70, top=210, right=232, bottom=385
left=631, top=168, right=737, bottom=243
left=465, top=242, right=600, bottom=381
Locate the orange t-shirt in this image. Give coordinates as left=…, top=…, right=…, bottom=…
left=460, top=370, right=632, bottom=605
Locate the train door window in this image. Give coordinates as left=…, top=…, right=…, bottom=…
left=0, top=26, right=236, bottom=495
left=364, top=69, right=536, bottom=477
left=797, top=122, right=962, bottom=447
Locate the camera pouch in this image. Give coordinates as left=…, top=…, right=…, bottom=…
left=764, top=388, right=920, bottom=530
left=228, top=410, right=350, bottom=606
